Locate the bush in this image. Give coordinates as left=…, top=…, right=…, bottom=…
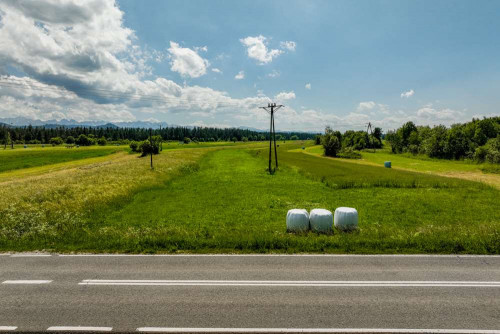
left=129, top=141, right=139, bottom=152
left=321, top=126, right=342, bottom=157
left=314, top=135, right=321, bottom=145
left=97, top=137, right=107, bottom=146
left=76, top=134, right=95, bottom=146
left=49, top=137, right=64, bottom=146
left=290, top=135, right=299, bottom=140
left=337, top=147, right=362, bottom=159
left=486, top=136, right=500, bottom=164
left=183, top=137, right=191, bottom=144
left=231, top=137, right=238, bottom=143
left=242, top=137, right=248, bottom=142
left=66, top=136, right=75, bottom=144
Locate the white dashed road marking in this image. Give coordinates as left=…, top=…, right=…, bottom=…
left=2, top=280, right=52, bottom=284
left=47, top=326, right=112, bottom=332
left=0, top=327, right=17, bottom=331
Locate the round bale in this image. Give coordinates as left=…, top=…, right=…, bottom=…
left=334, top=207, right=358, bottom=231
left=286, top=209, right=310, bottom=232
left=309, top=209, right=333, bottom=233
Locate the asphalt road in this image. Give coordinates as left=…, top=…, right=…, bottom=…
left=0, top=254, right=499, bottom=333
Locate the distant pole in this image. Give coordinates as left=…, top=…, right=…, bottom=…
left=272, top=110, right=278, bottom=168
left=159, top=125, right=163, bottom=151
left=150, top=127, right=153, bottom=169
left=260, top=102, right=283, bottom=174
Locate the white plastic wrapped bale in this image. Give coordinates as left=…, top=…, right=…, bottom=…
left=309, top=209, right=333, bottom=233
left=334, top=207, right=359, bottom=231
left=286, top=209, right=310, bottom=232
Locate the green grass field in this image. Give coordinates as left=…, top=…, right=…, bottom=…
left=1, top=141, right=498, bottom=254
left=0, top=145, right=126, bottom=173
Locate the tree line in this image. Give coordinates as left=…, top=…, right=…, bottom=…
left=320, top=126, right=383, bottom=158
left=385, top=117, right=500, bottom=163
left=0, top=124, right=315, bottom=146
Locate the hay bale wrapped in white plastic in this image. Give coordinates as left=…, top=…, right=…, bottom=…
left=309, top=209, right=333, bottom=233
left=286, top=209, right=310, bottom=232
left=334, top=207, right=358, bottom=231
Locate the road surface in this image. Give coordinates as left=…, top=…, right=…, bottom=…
left=1, top=254, right=499, bottom=333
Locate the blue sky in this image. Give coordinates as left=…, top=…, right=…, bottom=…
left=0, top=0, right=499, bottom=131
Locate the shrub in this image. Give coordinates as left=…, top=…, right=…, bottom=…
left=183, top=137, right=191, bottom=144
left=76, top=134, right=95, bottom=146
left=129, top=141, right=139, bottom=152
left=322, top=126, right=342, bottom=157
left=66, top=136, right=75, bottom=144
left=242, top=137, right=248, bottom=142
left=97, top=137, right=107, bottom=146
left=49, top=137, right=64, bottom=146
left=290, top=135, right=299, bottom=140
left=231, top=137, right=238, bottom=142
left=486, top=136, right=500, bottom=164
left=314, top=135, right=321, bottom=145
left=337, top=147, right=362, bottom=159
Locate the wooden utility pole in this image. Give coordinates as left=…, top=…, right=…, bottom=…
left=260, top=102, right=283, bottom=174
left=149, top=128, right=153, bottom=169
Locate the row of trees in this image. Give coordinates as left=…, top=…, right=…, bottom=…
left=0, top=124, right=314, bottom=145
left=385, top=117, right=500, bottom=163
left=320, top=126, right=383, bottom=157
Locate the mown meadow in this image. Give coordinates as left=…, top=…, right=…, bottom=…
left=0, top=141, right=499, bottom=254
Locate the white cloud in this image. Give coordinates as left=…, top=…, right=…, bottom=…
left=194, top=46, right=208, bottom=52
left=416, top=107, right=463, bottom=121
left=240, top=35, right=283, bottom=64
left=234, top=71, right=245, bottom=80
left=401, top=89, right=415, bottom=98
left=357, top=101, right=376, bottom=111
left=305, top=83, right=311, bottom=90
left=212, top=68, right=222, bottom=74
left=280, top=41, right=296, bottom=51
left=168, top=41, right=209, bottom=78
left=268, top=70, right=280, bottom=78
left=274, top=91, right=296, bottom=101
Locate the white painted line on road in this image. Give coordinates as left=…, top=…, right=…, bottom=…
left=0, top=327, right=17, bottom=331
left=2, top=280, right=52, bottom=284
left=136, top=328, right=500, bottom=333
left=10, top=254, right=51, bottom=257
left=79, top=280, right=500, bottom=287
left=47, top=326, right=112, bottom=332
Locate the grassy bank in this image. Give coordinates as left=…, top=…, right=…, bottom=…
left=2, top=143, right=498, bottom=254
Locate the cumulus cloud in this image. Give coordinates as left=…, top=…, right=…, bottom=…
left=305, top=83, right=311, bottom=90
left=280, top=41, right=296, bottom=51
left=212, top=68, right=222, bottom=74
left=234, top=71, right=245, bottom=80
left=401, top=89, right=414, bottom=98
left=416, top=106, right=463, bottom=121
left=357, top=101, right=376, bottom=111
left=240, top=35, right=283, bottom=64
left=168, top=41, right=209, bottom=78
left=274, top=91, right=296, bottom=101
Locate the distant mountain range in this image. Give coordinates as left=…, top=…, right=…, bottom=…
left=0, top=117, right=316, bottom=133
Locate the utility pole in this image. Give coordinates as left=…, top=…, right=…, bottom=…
left=149, top=127, right=153, bottom=169
left=260, top=102, right=283, bottom=174
left=366, top=122, right=373, bottom=150
left=159, top=125, right=163, bottom=151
